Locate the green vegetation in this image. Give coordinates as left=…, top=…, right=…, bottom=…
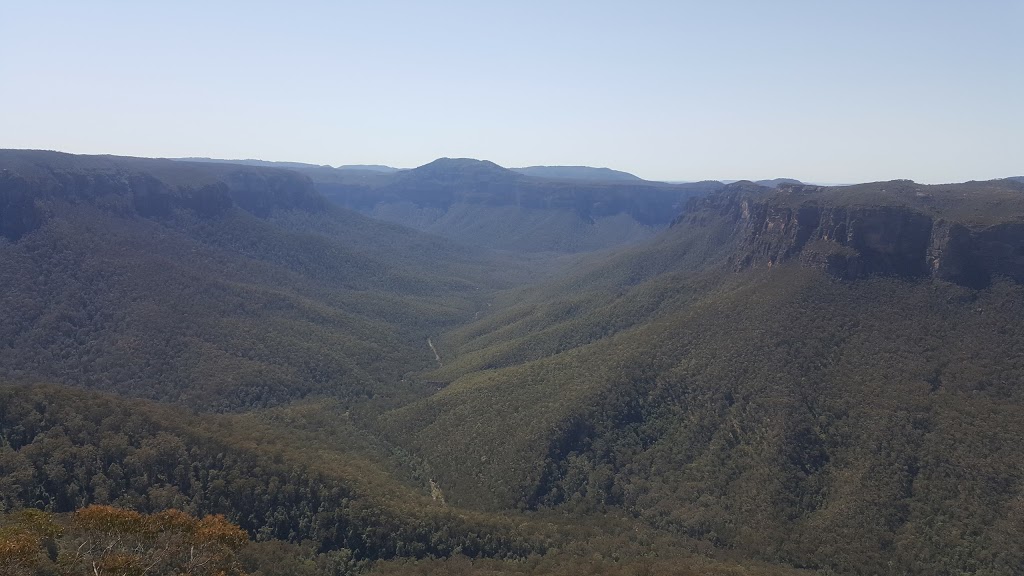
left=3, top=151, right=1024, bottom=575
left=0, top=385, right=544, bottom=566
left=766, top=178, right=1024, bottom=226
left=0, top=151, right=537, bottom=409
left=266, top=156, right=724, bottom=252
left=387, top=268, right=1024, bottom=574
left=377, top=182, right=1024, bottom=574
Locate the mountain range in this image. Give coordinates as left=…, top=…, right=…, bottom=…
left=180, top=157, right=725, bottom=252
left=2, top=149, right=1023, bottom=576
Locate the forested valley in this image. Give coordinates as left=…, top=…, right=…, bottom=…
left=2, top=150, right=1023, bottom=575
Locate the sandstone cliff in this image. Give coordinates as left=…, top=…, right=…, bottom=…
left=677, top=180, right=1024, bottom=288
left=0, top=150, right=327, bottom=241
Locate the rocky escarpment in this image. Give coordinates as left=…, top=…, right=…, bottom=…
left=316, top=157, right=723, bottom=228
left=0, top=171, right=43, bottom=241
left=679, top=183, right=1024, bottom=288
left=0, top=151, right=328, bottom=240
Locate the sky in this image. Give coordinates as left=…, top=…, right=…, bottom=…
left=1, top=0, right=1021, bottom=183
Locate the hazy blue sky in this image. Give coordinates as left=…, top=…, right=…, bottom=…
left=1, top=1, right=1021, bottom=183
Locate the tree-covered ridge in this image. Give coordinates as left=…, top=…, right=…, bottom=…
left=5, top=150, right=1024, bottom=575
left=0, top=385, right=544, bottom=567
left=388, top=270, right=1024, bottom=574
left=377, top=183, right=1024, bottom=574
left=510, top=165, right=643, bottom=182
left=765, top=178, right=1024, bottom=225
left=672, top=180, right=1024, bottom=288
left=0, top=384, right=812, bottom=576
left=1, top=506, right=247, bottom=576
left=0, top=150, right=536, bottom=409
left=284, top=156, right=724, bottom=252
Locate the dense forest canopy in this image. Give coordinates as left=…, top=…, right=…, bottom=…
left=2, top=150, right=1023, bottom=575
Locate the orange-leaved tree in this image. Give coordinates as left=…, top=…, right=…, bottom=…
left=0, top=508, right=62, bottom=576
left=1, top=505, right=248, bottom=576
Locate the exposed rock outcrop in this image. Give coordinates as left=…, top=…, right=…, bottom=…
left=679, top=183, right=1024, bottom=288
left=0, top=171, right=43, bottom=241
left=0, top=152, right=328, bottom=240
left=733, top=200, right=934, bottom=279
left=316, top=157, right=722, bottom=229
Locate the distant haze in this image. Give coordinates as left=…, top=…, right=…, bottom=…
left=1, top=1, right=1021, bottom=184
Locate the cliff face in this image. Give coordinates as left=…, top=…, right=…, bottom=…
left=0, top=171, right=43, bottom=241
left=681, top=185, right=1024, bottom=288
left=971, top=222, right=1024, bottom=286
left=0, top=153, right=327, bottom=241
left=734, top=199, right=936, bottom=279
left=314, top=158, right=723, bottom=230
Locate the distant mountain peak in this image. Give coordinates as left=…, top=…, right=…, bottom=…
left=754, top=178, right=803, bottom=188
left=405, top=158, right=519, bottom=181
left=335, top=164, right=399, bottom=173
left=512, top=165, right=642, bottom=182
left=417, top=157, right=507, bottom=170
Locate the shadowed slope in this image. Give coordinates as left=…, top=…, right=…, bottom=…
left=0, top=150, right=522, bottom=409
left=380, top=180, right=1024, bottom=575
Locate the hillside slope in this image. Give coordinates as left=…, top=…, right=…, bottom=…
left=0, top=383, right=542, bottom=565
left=0, top=150, right=524, bottom=409
left=510, top=165, right=643, bottom=182
left=380, top=179, right=1024, bottom=575
left=297, top=157, right=723, bottom=252
left=5, top=155, right=1024, bottom=575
